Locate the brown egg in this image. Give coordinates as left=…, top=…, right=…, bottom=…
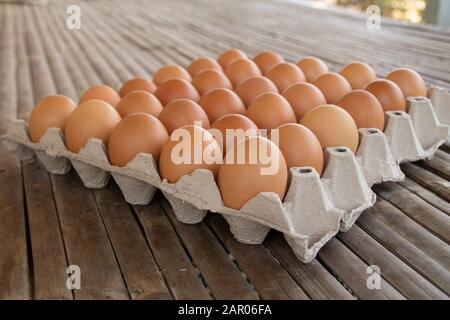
left=219, top=136, right=288, bottom=210
left=118, top=78, right=157, bottom=97
left=158, top=99, right=210, bottom=134
left=198, top=88, right=246, bottom=123
left=337, top=90, right=385, bottom=131
left=218, top=48, right=247, bottom=69
left=116, top=91, right=163, bottom=118
left=313, top=72, right=352, bottom=104
left=253, top=51, right=285, bottom=75
left=108, top=113, right=168, bottom=166
left=28, top=95, right=77, bottom=143
left=266, top=62, right=306, bottom=92
left=246, top=93, right=296, bottom=130
left=273, top=123, right=324, bottom=175
left=80, top=84, right=121, bottom=108
left=282, top=82, right=326, bottom=121
left=339, top=62, right=377, bottom=90
left=225, top=58, right=262, bottom=87
left=235, top=76, right=278, bottom=106
left=188, top=57, right=223, bottom=77
left=296, top=57, right=329, bottom=82
left=300, top=104, right=359, bottom=153
left=154, top=79, right=200, bottom=106
left=153, top=64, right=192, bottom=86
left=159, top=125, right=222, bottom=183
left=385, top=68, right=427, bottom=98
left=65, top=100, right=121, bottom=153
left=192, top=69, right=232, bottom=96
left=365, top=79, right=406, bottom=112
left=210, top=114, right=259, bottom=153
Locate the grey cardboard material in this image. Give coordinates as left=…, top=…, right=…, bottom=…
left=2, top=89, right=448, bottom=263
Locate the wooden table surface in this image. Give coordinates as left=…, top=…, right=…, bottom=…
left=0, top=0, right=449, bottom=300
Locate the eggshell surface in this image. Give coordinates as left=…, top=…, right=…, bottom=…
left=108, top=113, right=168, bottom=166
left=153, top=64, right=192, bottom=86
left=253, top=51, right=285, bottom=74
left=154, top=79, right=200, bottom=106
left=80, top=84, right=121, bottom=108
left=337, top=90, right=385, bottom=131
left=210, top=114, right=258, bottom=153
left=192, top=69, right=232, bottom=96
left=274, top=123, right=324, bottom=175
left=313, top=72, right=352, bottom=104
left=28, top=95, right=77, bottom=143
left=235, top=76, right=278, bottom=106
left=218, top=48, right=247, bottom=69
left=65, top=100, right=121, bottom=153
left=116, top=91, right=163, bottom=118
left=385, top=68, right=427, bottom=98
left=198, top=88, right=245, bottom=123
left=266, top=62, right=306, bottom=92
left=300, top=104, right=359, bottom=153
left=158, top=99, right=210, bottom=134
left=282, top=82, right=326, bottom=121
left=218, top=136, right=288, bottom=210
left=339, top=62, right=377, bottom=90
left=246, top=93, right=296, bottom=130
left=296, top=57, right=328, bottom=82
left=159, top=125, right=222, bottom=183
left=225, top=58, right=262, bottom=87
left=188, top=57, right=223, bottom=77
left=365, top=79, right=406, bottom=112
left=119, top=78, right=156, bottom=97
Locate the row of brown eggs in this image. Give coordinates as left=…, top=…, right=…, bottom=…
left=27, top=48, right=428, bottom=210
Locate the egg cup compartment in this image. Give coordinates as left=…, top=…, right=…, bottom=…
left=429, top=87, right=450, bottom=127
left=407, top=96, right=449, bottom=159
left=384, top=111, right=425, bottom=163
left=113, top=173, right=157, bottom=205
left=356, top=128, right=404, bottom=187
left=321, top=147, right=376, bottom=232
left=162, top=191, right=208, bottom=224
left=1, top=86, right=449, bottom=264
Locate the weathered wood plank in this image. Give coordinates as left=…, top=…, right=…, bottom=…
left=318, top=238, right=405, bottom=300
left=93, top=186, right=172, bottom=300
left=160, top=198, right=259, bottom=300
left=208, top=215, right=309, bottom=300
left=22, top=160, right=72, bottom=300
left=265, top=233, right=355, bottom=300
left=418, top=156, right=450, bottom=181
left=0, top=152, right=30, bottom=300
left=134, top=201, right=211, bottom=300
left=401, top=163, right=450, bottom=202
left=0, top=5, right=30, bottom=300
left=374, top=182, right=450, bottom=243
left=339, top=223, right=448, bottom=299
left=367, top=200, right=450, bottom=270
left=398, top=178, right=450, bottom=216
left=51, top=172, right=129, bottom=300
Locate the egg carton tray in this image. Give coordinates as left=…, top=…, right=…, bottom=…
left=2, top=91, right=449, bottom=263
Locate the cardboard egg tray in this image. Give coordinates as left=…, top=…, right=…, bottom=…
left=2, top=89, right=449, bottom=263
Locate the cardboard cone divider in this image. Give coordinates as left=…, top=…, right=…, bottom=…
left=2, top=88, right=449, bottom=263
left=429, top=87, right=450, bottom=127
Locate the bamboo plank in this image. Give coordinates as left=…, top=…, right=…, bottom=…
left=265, top=234, right=355, bottom=300
left=357, top=211, right=450, bottom=296
left=318, top=238, right=405, bottom=300
left=51, top=172, right=129, bottom=300
left=374, top=182, right=450, bottom=243
left=134, top=201, right=211, bottom=300
left=160, top=198, right=260, bottom=300
left=208, top=215, right=309, bottom=300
